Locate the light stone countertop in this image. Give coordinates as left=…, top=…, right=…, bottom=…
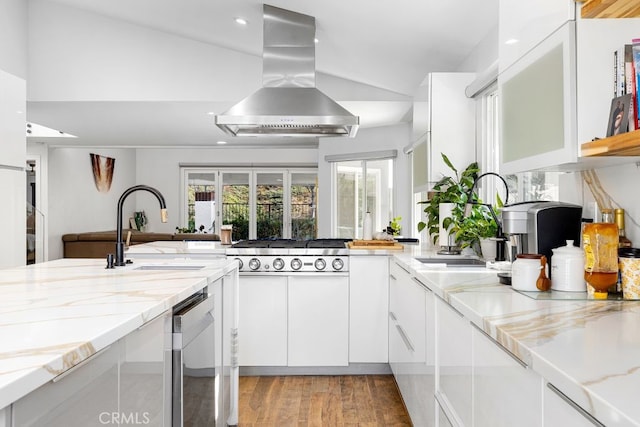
left=0, top=257, right=237, bottom=410
left=392, top=249, right=640, bottom=427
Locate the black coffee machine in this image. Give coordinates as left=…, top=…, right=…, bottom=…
left=501, top=201, right=583, bottom=280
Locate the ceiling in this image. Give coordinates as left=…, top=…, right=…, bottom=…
left=27, top=0, right=498, bottom=148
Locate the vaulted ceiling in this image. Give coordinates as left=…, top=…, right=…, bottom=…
left=27, top=0, right=498, bottom=148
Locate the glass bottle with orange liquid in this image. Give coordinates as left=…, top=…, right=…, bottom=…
left=582, top=222, right=619, bottom=299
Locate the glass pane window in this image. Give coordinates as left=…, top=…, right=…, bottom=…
left=222, top=172, right=250, bottom=241
left=186, top=172, right=216, bottom=233
left=290, top=172, right=317, bottom=240
left=256, top=172, right=284, bottom=239
left=334, top=159, right=394, bottom=239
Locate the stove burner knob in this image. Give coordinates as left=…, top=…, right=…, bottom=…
left=248, top=258, right=261, bottom=271
left=234, top=257, right=244, bottom=270
left=314, top=258, right=326, bottom=271
left=332, top=258, right=344, bottom=271
left=273, top=257, right=285, bottom=270
left=291, top=258, right=302, bottom=271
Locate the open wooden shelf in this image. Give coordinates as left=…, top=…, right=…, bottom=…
left=581, top=129, right=640, bottom=156
left=578, top=0, right=640, bottom=18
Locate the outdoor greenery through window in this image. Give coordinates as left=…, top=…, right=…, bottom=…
left=181, top=168, right=317, bottom=241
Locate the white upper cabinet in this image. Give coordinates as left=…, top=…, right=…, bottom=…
left=0, top=69, right=25, bottom=168
left=412, top=72, right=476, bottom=191
left=499, top=0, right=575, bottom=72
left=499, top=10, right=640, bottom=174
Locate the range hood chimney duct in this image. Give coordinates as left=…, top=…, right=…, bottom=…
left=214, top=4, right=359, bottom=138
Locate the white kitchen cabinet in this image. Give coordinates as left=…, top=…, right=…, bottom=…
left=288, top=275, right=349, bottom=366
left=0, top=169, right=25, bottom=269
left=0, top=69, right=25, bottom=169
left=499, top=18, right=640, bottom=174
left=238, top=276, right=287, bottom=366
left=389, top=261, right=435, bottom=426
left=437, top=397, right=454, bottom=427
left=544, top=383, right=604, bottom=427
left=472, top=325, right=543, bottom=427
left=436, top=296, right=472, bottom=427
left=349, top=256, right=388, bottom=363
left=499, top=0, right=574, bottom=72
left=12, top=343, right=120, bottom=426
left=0, top=406, right=9, bottom=427
left=412, top=72, right=476, bottom=191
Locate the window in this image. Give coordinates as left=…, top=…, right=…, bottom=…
left=330, top=153, right=395, bottom=239
left=181, top=168, right=317, bottom=240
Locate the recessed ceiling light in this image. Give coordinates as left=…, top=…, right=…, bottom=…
left=505, top=38, right=519, bottom=45
left=314, top=38, right=319, bottom=44
left=217, top=140, right=228, bottom=145
left=207, top=111, right=215, bottom=115
left=26, top=122, right=77, bottom=138
left=235, top=17, right=247, bottom=25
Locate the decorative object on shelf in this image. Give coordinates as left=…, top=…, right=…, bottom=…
left=417, top=153, right=479, bottom=249
left=606, top=93, right=632, bottom=136
left=89, top=153, right=115, bottom=193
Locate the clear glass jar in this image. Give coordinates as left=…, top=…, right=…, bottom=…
left=582, top=222, right=619, bottom=299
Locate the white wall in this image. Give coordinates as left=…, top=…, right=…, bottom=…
left=0, top=0, right=27, bottom=78
left=317, top=123, right=412, bottom=238
left=134, top=147, right=318, bottom=234
left=457, top=25, right=499, bottom=74
left=47, top=147, right=137, bottom=259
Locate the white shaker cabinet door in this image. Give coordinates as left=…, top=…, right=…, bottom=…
left=0, top=69, right=25, bottom=169
left=238, top=276, right=287, bottom=366
left=288, top=275, right=349, bottom=366
left=472, top=326, right=543, bottom=427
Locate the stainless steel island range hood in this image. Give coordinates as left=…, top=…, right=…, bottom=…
left=215, top=5, right=359, bottom=138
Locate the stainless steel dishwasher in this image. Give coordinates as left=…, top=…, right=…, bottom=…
left=172, top=287, right=219, bottom=426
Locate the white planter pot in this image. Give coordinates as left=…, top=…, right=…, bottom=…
left=480, top=238, right=497, bottom=261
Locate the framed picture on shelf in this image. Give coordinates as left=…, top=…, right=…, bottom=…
left=606, top=93, right=632, bottom=137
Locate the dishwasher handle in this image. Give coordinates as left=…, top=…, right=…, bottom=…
left=173, top=293, right=214, bottom=349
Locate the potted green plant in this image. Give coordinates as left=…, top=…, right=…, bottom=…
left=417, top=153, right=479, bottom=247
left=452, top=201, right=501, bottom=259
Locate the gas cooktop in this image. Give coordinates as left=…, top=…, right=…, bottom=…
left=230, top=239, right=350, bottom=249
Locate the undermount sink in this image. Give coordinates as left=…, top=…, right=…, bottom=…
left=414, top=257, right=487, bottom=267
left=133, top=265, right=205, bottom=271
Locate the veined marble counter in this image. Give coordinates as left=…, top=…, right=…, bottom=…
left=125, top=240, right=229, bottom=258
left=0, top=257, right=237, bottom=410
left=393, top=249, right=640, bottom=427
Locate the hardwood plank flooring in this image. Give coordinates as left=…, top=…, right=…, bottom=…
left=239, top=375, right=412, bottom=427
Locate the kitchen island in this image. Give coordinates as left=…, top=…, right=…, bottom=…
left=0, top=257, right=238, bottom=426
left=389, top=247, right=640, bottom=427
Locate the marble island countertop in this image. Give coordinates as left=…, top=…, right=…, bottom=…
left=0, top=257, right=237, bottom=410
left=393, top=249, right=640, bottom=427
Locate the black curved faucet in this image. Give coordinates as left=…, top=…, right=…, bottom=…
left=115, top=185, right=167, bottom=266
left=465, top=172, right=509, bottom=262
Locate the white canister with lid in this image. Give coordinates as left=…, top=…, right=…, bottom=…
left=511, top=254, right=546, bottom=291
left=551, top=240, right=586, bottom=292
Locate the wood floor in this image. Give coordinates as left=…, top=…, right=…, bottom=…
left=239, top=375, right=412, bottom=427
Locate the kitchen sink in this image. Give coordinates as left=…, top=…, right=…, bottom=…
left=414, top=257, right=487, bottom=267
left=133, top=265, right=205, bottom=271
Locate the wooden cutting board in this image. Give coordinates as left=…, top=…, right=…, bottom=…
left=347, top=240, right=404, bottom=250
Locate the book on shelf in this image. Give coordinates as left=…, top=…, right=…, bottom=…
left=633, top=39, right=640, bottom=131
left=614, top=42, right=640, bottom=132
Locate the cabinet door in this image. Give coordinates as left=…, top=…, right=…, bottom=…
left=499, top=21, right=577, bottom=174
left=12, top=343, right=120, bottom=427
left=436, top=297, right=472, bottom=427
left=428, top=73, right=477, bottom=187
left=499, top=0, right=574, bottom=72
left=544, top=383, right=604, bottom=427
left=120, top=311, right=172, bottom=426
left=288, top=275, right=349, bottom=366
left=472, top=326, right=543, bottom=427
left=0, top=169, right=25, bottom=269
left=349, top=256, right=388, bottom=363
left=238, top=276, right=287, bottom=366
left=0, top=69, right=25, bottom=168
